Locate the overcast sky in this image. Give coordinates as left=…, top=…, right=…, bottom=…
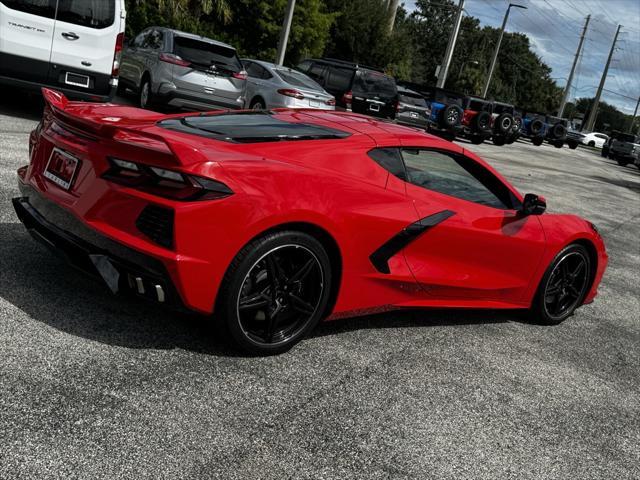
left=404, top=0, right=640, bottom=114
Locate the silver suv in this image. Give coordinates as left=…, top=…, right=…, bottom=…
left=609, top=133, right=640, bottom=168
left=119, top=27, right=246, bottom=111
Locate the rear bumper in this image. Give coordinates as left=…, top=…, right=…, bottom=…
left=155, top=87, right=244, bottom=111
left=12, top=194, right=186, bottom=310
left=0, top=74, right=115, bottom=102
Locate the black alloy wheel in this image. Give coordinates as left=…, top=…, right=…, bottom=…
left=474, top=111, right=491, bottom=132
left=219, top=231, right=332, bottom=355
left=530, top=244, right=591, bottom=324
left=532, top=136, right=544, bottom=146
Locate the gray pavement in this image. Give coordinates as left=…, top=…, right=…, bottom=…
left=1, top=89, right=639, bottom=479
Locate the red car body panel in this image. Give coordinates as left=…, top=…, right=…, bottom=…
left=15, top=89, right=607, bottom=319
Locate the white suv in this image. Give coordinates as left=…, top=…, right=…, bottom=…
left=0, top=0, right=126, bottom=101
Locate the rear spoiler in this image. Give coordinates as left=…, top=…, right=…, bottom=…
left=41, top=88, right=209, bottom=163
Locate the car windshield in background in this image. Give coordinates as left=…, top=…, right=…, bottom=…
left=275, top=69, right=323, bottom=91
left=173, top=37, right=242, bottom=71
left=159, top=113, right=351, bottom=143
left=399, top=93, right=428, bottom=107
left=617, top=133, right=637, bottom=142
left=353, top=71, right=397, bottom=98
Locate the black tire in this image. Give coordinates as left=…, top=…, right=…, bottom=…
left=568, top=140, right=578, bottom=150
left=492, top=136, right=506, bottom=146
left=217, top=231, right=332, bottom=355
left=494, top=113, right=514, bottom=134
left=532, top=136, right=544, bottom=146
left=550, top=122, right=567, bottom=139
left=529, top=118, right=544, bottom=136
left=440, top=105, right=462, bottom=128
left=250, top=97, right=266, bottom=110
left=529, top=244, right=591, bottom=325
left=473, top=111, right=492, bottom=133
left=588, top=140, right=595, bottom=147
left=553, top=140, right=564, bottom=148
left=139, top=77, right=153, bottom=109
left=601, top=146, right=609, bottom=157
left=470, top=135, right=484, bottom=145
left=617, top=159, right=630, bottom=166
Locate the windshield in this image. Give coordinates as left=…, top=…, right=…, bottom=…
left=398, top=92, right=427, bottom=107
left=173, top=37, right=242, bottom=72
left=353, top=70, right=397, bottom=98
left=275, top=69, right=323, bottom=91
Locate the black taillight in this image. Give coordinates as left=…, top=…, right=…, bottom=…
left=103, top=158, right=233, bottom=201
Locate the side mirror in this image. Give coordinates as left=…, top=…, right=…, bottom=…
left=522, top=193, right=546, bottom=215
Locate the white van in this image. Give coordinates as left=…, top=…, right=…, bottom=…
left=0, top=0, right=126, bottom=101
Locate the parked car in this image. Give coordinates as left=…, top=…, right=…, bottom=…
left=580, top=132, right=609, bottom=148
left=416, top=85, right=464, bottom=140
left=490, top=102, right=518, bottom=146
left=119, top=28, right=247, bottom=110
left=609, top=132, right=640, bottom=167
left=458, top=96, right=493, bottom=144
left=296, top=58, right=398, bottom=119
left=545, top=116, right=569, bottom=148
left=14, top=88, right=608, bottom=354
left=520, top=112, right=546, bottom=146
left=0, top=0, right=125, bottom=101
left=241, top=59, right=334, bottom=110
left=394, top=85, right=430, bottom=129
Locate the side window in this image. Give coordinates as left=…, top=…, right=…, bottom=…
left=297, top=60, right=312, bottom=72
left=401, top=149, right=518, bottom=210
left=368, top=148, right=406, bottom=180
left=147, top=29, right=163, bottom=50
left=55, top=0, right=115, bottom=29
left=326, top=67, right=353, bottom=92
left=307, top=63, right=326, bottom=83
left=132, top=31, right=148, bottom=48
left=244, top=61, right=260, bottom=78
left=2, top=0, right=56, bottom=18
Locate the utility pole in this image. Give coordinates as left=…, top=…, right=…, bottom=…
left=585, top=24, right=621, bottom=131
left=558, top=15, right=590, bottom=118
left=628, top=96, right=640, bottom=133
left=275, top=0, right=296, bottom=65
left=387, top=0, right=400, bottom=34
left=482, top=3, right=527, bottom=99
left=436, top=0, right=465, bottom=89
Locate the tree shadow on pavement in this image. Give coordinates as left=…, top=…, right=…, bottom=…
left=1, top=222, right=517, bottom=356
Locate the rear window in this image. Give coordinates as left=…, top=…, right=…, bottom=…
left=158, top=113, right=351, bottom=143
left=466, top=99, right=491, bottom=112
left=56, top=0, right=115, bottom=29
left=353, top=70, right=397, bottom=98
left=493, top=104, right=513, bottom=115
left=398, top=92, right=427, bottom=107
left=275, top=69, right=322, bottom=91
left=173, top=37, right=242, bottom=72
left=2, top=0, right=56, bottom=18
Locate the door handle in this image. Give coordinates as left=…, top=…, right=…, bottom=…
left=62, top=32, right=79, bottom=40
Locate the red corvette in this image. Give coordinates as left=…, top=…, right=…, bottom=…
left=13, top=89, right=607, bottom=354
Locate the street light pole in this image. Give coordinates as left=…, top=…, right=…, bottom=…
left=275, top=0, right=296, bottom=66
left=481, top=3, right=527, bottom=98
left=584, top=24, right=622, bottom=131
left=436, top=0, right=465, bottom=89
left=558, top=15, right=590, bottom=118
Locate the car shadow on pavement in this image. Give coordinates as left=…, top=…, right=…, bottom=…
left=1, top=223, right=518, bottom=355
left=0, top=88, right=44, bottom=121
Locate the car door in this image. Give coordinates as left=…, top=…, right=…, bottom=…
left=397, top=147, right=546, bottom=305
left=49, top=0, right=121, bottom=78
left=0, top=0, right=57, bottom=83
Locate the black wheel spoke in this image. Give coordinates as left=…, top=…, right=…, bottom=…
left=289, top=293, right=315, bottom=315
left=571, top=261, right=585, bottom=278
left=288, top=258, right=315, bottom=285
left=239, top=291, right=271, bottom=311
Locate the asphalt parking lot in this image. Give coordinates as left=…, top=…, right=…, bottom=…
left=1, top=90, right=639, bottom=480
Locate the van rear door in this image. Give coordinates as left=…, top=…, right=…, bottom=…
left=48, top=0, right=122, bottom=95
left=0, top=0, right=57, bottom=83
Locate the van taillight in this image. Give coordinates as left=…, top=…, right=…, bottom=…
left=112, top=32, right=124, bottom=77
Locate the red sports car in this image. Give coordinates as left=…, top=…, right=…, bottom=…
left=13, top=89, right=607, bottom=354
